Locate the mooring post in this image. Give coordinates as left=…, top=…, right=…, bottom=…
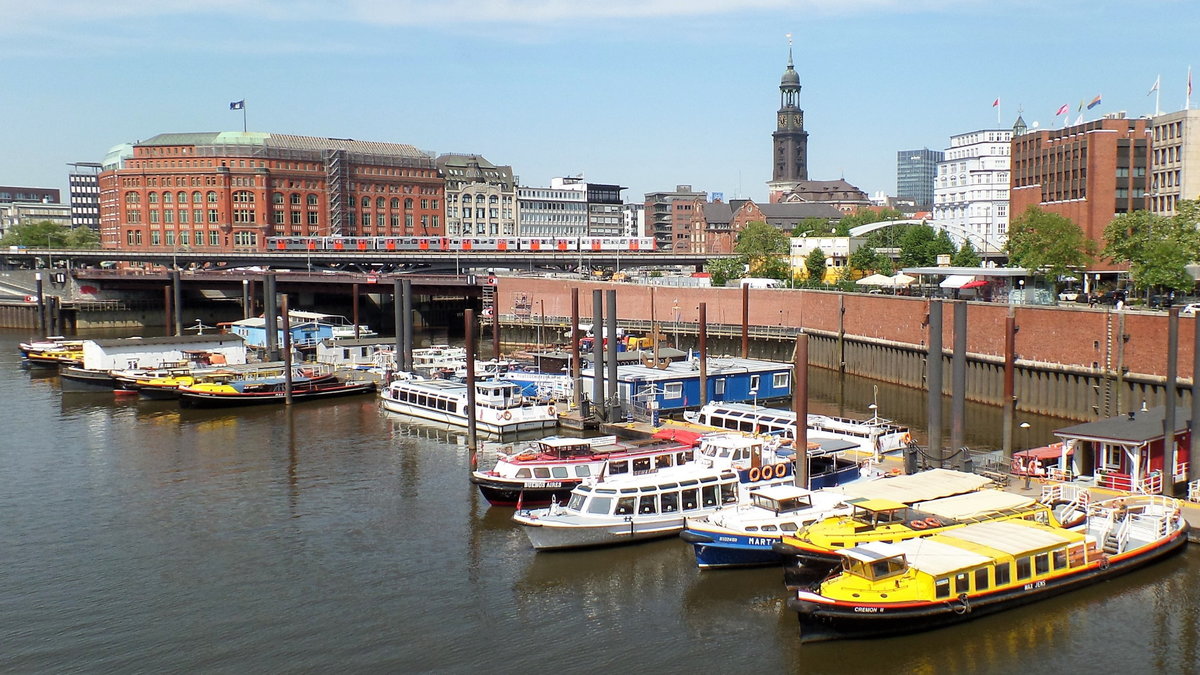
left=352, top=283, right=361, bottom=340
left=1191, top=312, right=1200, bottom=489
left=950, top=300, right=967, bottom=469
left=1165, top=307, right=1179, bottom=496
left=927, top=300, right=944, bottom=468
left=1002, top=307, right=1017, bottom=457
left=281, top=293, right=293, bottom=406
left=699, top=302, right=708, bottom=407
left=592, top=289, right=604, bottom=422
left=606, top=289, right=620, bottom=422
left=263, top=273, right=279, bottom=362
left=741, top=284, right=749, bottom=358
left=393, top=279, right=403, bottom=374
left=465, top=309, right=478, bottom=463
left=171, top=269, right=183, bottom=337
left=35, top=272, right=45, bottom=335
left=401, top=279, right=414, bottom=372
left=570, top=288, right=581, bottom=412
left=794, top=332, right=809, bottom=489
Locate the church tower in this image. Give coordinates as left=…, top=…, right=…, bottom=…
left=768, top=36, right=809, bottom=202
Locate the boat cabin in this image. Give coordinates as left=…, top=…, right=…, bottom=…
left=564, top=472, right=738, bottom=516
left=1052, top=405, right=1191, bottom=494
left=749, top=485, right=818, bottom=515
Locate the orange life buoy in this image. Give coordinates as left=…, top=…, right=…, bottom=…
left=924, top=517, right=942, bottom=528
left=761, top=464, right=775, bottom=480
left=547, top=405, right=556, bottom=415
left=502, top=410, right=512, bottom=421
left=910, top=519, right=929, bottom=530
left=748, top=467, right=762, bottom=482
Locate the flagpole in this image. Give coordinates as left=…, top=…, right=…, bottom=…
left=243, top=103, right=247, bottom=132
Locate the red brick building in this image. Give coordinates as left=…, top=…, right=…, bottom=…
left=1010, top=116, right=1151, bottom=266
left=99, top=132, right=443, bottom=252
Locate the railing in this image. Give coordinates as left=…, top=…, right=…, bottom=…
left=1188, top=479, right=1199, bottom=503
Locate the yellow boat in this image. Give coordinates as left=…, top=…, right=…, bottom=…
left=24, top=343, right=85, bottom=368
left=774, top=488, right=1063, bottom=579
left=788, top=495, right=1188, bottom=642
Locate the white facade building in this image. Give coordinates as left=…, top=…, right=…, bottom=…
left=933, top=128, right=1012, bottom=255
left=1148, top=109, right=1200, bottom=216
left=517, top=177, right=588, bottom=237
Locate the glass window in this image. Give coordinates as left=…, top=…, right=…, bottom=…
left=1034, top=553, right=1050, bottom=575
left=609, top=461, right=628, bottom=475
left=550, top=467, right=568, bottom=478
left=638, top=495, right=657, bottom=514
left=660, top=492, right=679, bottom=512
left=614, top=497, right=635, bottom=515
left=1016, top=557, right=1031, bottom=580
left=533, top=467, right=550, bottom=478
left=974, top=568, right=990, bottom=590
left=681, top=489, right=698, bottom=510
left=934, top=578, right=950, bottom=599
left=701, top=485, right=718, bottom=507
left=574, top=466, right=591, bottom=477
left=586, top=497, right=612, bottom=515
left=1053, top=549, right=1068, bottom=570
left=954, top=573, right=969, bottom=594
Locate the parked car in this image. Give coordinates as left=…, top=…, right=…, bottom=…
left=1180, top=303, right=1200, bottom=316
left=1058, top=289, right=1081, bottom=302
left=1097, top=290, right=1126, bottom=305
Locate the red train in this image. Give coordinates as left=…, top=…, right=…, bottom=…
left=267, top=236, right=655, bottom=253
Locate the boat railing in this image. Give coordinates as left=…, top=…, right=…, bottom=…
left=1173, top=461, right=1190, bottom=484
left=1135, top=471, right=1163, bottom=495
left=1040, top=483, right=1090, bottom=508
left=1189, top=478, right=1200, bottom=503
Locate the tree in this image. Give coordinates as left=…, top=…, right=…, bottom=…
left=847, top=244, right=881, bottom=277
left=706, top=256, right=745, bottom=287
left=805, top=247, right=827, bottom=283
left=951, top=241, right=980, bottom=267
left=1103, top=201, right=1200, bottom=294
left=0, top=220, right=91, bottom=249
left=1006, top=206, right=1094, bottom=279
left=897, top=223, right=939, bottom=267
left=792, top=217, right=832, bottom=237
left=735, top=221, right=789, bottom=256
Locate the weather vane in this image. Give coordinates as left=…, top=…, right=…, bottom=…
left=786, top=33, right=792, bottom=46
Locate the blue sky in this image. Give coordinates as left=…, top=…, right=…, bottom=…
left=2, top=0, right=1195, bottom=203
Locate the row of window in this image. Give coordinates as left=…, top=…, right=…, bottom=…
left=932, top=545, right=1080, bottom=599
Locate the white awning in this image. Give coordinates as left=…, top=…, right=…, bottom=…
left=940, top=274, right=977, bottom=289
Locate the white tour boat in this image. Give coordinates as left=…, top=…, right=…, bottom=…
left=380, top=377, right=557, bottom=436
left=511, top=434, right=798, bottom=550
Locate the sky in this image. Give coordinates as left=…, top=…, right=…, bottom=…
left=2, top=0, right=1197, bottom=204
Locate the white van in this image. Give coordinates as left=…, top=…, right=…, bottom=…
left=738, top=278, right=782, bottom=289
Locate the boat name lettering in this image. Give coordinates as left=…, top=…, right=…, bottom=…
left=1023, top=580, right=1047, bottom=591
left=853, top=606, right=882, bottom=613
left=748, top=537, right=771, bottom=547
left=717, top=536, right=739, bottom=543
left=527, top=481, right=562, bottom=488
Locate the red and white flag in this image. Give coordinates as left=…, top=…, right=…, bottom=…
left=992, top=98, right=1000, bottom=108
left=1055, top=103, right=1069, bottom=116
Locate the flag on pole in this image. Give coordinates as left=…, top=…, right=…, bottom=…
left=1189, top=66, right=1193, bottom=98
left=1148, top=75, right=1160, bottom=95
left=1087, top=94, right=1102, bottom=109
left=992, top=98, right=1000, bottom=108
left=1055, top=103, right=1069, bottom=116
left=229, top=100, right=245, bottom=110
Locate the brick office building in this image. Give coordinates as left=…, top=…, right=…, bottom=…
left=1010, top=115, right=1150, bottom=264
left=98, top=131, right=443, bottom=252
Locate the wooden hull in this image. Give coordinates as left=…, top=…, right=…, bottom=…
left=469, top=474, right=580, bottom=508
left=179, top=381, right=375, bottom=408
left=788, top=523, right=1189, bottom=642
left=59, top=367, right=118, bottom=392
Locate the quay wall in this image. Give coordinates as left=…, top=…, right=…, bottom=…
left=494, top=278, right=1197, bottom=421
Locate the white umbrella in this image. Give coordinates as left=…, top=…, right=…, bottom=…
left=891, top=273, right=916, bottom=287
left=855, top=273, right=894, bottom=286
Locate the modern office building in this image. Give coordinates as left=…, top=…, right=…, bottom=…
left=644, top=184, right=707, bottom=251
left=933, top=127, right=1013, bottom=255
left=0, top=186, right=59, bottom=204
left=0, top=201, right=71, bottom=238
left=517, top=177, right=588, bottom=237
left=585, top=182, right=627, bottom=237
left=68, top=162, right=103, bottom=231
left=1147, top=108, right=1200, bottom=216
left=1010, top=114, right=1150, bottom=261
left=98, top=131, right=442, bottom=251
left=897, top=148, right=943, bottom=210
left=437, top=154, right=516, bottom=237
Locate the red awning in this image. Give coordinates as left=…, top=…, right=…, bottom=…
left=1013, top=442, right=1069, bottom=461
left=960, top=279, right=989, bottom=289
left=652, top=427, right=705, bottom=446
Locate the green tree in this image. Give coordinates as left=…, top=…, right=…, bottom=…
left=1006, top=206, right=1094, bottom=279
left=847, top=244, right=881, bottom=277
left=791, top=217, right=831, bottom=237
left=706, top=256, right=746, bottom=287
left=0, top=220, right=85, bottom=248
left=897, top=223, right=939, bottom=267
left=805, top=247, right=827, bottom=283
left=951, top=241, right=981, bottom=267
left=1103, top=201, right=1200, bottom=294
left=735, top=221, right=789, bottom=255
left=65, top=226, right=100, bottom=249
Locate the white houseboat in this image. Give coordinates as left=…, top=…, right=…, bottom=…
left=380, top=377, right=557, bottom=436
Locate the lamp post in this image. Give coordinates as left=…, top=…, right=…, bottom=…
left=1019, top=421, right=1032, bottom=489
left=749, top=387, right=758, bottom=411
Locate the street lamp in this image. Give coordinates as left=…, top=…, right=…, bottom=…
left=749, top=387, right=758, bottom=411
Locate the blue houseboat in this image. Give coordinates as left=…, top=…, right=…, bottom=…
left=227, top=315, right=333, bottom=351
left=582, top=356, right=793, bottom=414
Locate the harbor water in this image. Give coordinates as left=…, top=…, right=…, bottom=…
left=2, top=329, right=1198, bottom=673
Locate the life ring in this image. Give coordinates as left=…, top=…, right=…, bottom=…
left=501, top=410, right=512, bottom=421
left=748, top=467, right=762, bottom=482
left=923, top=517, right=942, bottom=529
left=547, top=405, right=556, bottom=415
left=764, top=464, right=778, bottom=480
left=902, top=433, right=912, bottom=444
left=910, top=519, right=929, bottom=530
left=1099, top=557, right=1110, bottom=571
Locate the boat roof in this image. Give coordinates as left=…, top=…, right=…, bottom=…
left=584, top=465, right=736, bottom=491
left=1013, top=443, right=1068, bottom=460
left=887, top=538, right=994, bottom=577
left=834, top=468, right=990, bottom=504
left=851, top=498, right=908, bottom=512
left=915, top=490, right=1035, bottom=520
left=751, top=484, right=813, bottom=501
left=938, top=519, right=1076, bottom=556
left=701, top=434, right=763, bottom=450
left=539, top=436, right=607, bottom=448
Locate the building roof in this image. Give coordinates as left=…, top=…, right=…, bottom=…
left=1054, top=405, right=1191, bottom=445
left=137, top=131, right=430, bottom=160
left=702, top=202, right=734, bottom=225
left=754, top=202, right=844, bottom=221
left=87, top=334, right=244, bottom=348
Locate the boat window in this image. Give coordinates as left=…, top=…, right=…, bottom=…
left=954, top=573, right=969, bottom=594
left=780, top=522, right=799, bottom=532
left=586, top=497, right=612, bottom=515
left=746, top=526, right=759, bottom=532
left=995, top=562, right=1011, bottom=586
left=615, top=497, right=635, bottom=515
left=720, top=483, right=736, bottom=504
left=760, top=524, right=778, bottom=532
left=610, top=461, right=628, bottom=475
left=1053, top=549, right=1068, bottom=570
left=655, top=455, right=672, bottom=469
left=1034, top=553, right=1050, bottom=576
left=567, top=493, right=587, bottom=511
left=701, top=485, right=718, bottom=507
left=660, top=492, right=679, bottom=512
left=638, top=495, right=657, bottom=514
left=679, top=479, right=699, bottom=487
left=575, top=466, right=591, bottom=478
left=551, top=467, right=569, bottom=479
left=974, top=568, right=990, bottom=591
left=681, top=489, right=699, bottom=510
left=533, top=468, right=550, bottom=478
left=632, top=458, right=652, bottom=473
left=515, top=469, right=531, bottom=478
left=1016, top=556, right=1031, bottom=580
left=934, top=578, right=951, bottom=599
left=678, top=451, right=694, bottom=463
